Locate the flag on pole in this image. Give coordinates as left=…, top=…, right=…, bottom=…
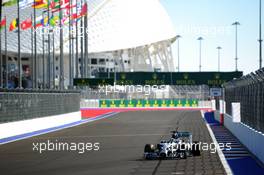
left=49, top=15, right=59, bottom=27
left=50, top=0, right=72, bottom=13
left=9, top=18, right=18, bottom=31
left=2, top=0, right=17, bottom=7
left=32, top=0, right=48, bottom=9
left=41, top=16, right=49, bottom=26
left=65, top=3, right=77, bottom=15
left=34, top=16, right=44, bottom=28
left=21, top=18, right=32, bottom=30
left=71, top=3, right=87, bottom=20
left=2, top=0, right=35, bottom=8
left=0, top=18, right=7, bottom=31
left=71, top=13, right=78, bottom=20
left=61, top=0, right=69, bottom=8
left=50, top=0, right=60, bottom=9
left=80, top=3, right=87, bottom=16
left=61, top=16, right=69, bottom=25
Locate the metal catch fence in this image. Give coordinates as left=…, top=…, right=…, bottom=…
left=0, top=89, right=80, bottom=123
left=224, top=68, right=264, bottom=133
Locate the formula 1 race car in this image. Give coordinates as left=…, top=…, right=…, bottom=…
left=144, top=131, right=200, bottom=160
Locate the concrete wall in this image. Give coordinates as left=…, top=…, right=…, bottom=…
left=0, top=111, right=81, bottom=140
left=215, top=111, right=264, bottom=164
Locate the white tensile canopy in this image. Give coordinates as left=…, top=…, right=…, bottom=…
left=88, top=0, right=176, bottom=53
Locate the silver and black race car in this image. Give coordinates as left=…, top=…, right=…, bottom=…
left=144, top=131, right=200, bottom=160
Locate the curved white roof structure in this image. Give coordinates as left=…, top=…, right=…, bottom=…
left=88, top=0, right=176, bottom=53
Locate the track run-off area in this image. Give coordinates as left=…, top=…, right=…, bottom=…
left=0, top=111, right=227, bottom=175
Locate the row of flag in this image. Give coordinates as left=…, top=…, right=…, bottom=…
left=2, top=0, right=71, bottom=9
left=0, top=3, right=87, bottom=31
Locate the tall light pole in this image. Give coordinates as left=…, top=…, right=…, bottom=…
left=232, top=21, right=240, bottom=71
left=217, top=46, right=222, bottom=72
left=259, top=0, right=262, bottom=69
left=197, top=37, right=204, bottom=72
left=176, top=35, right=181, bottom=72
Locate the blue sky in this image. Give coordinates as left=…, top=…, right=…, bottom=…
left=160, top=0, right=261, bottom=74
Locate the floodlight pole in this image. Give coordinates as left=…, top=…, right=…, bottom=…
left=232, top=21, right=240, bottom=71
left=217, top=46, right=222, bottom=72
left=197, top=37, right=203, bottom=72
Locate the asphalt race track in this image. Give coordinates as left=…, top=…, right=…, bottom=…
left=0, top=111, right=226, bottom=175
